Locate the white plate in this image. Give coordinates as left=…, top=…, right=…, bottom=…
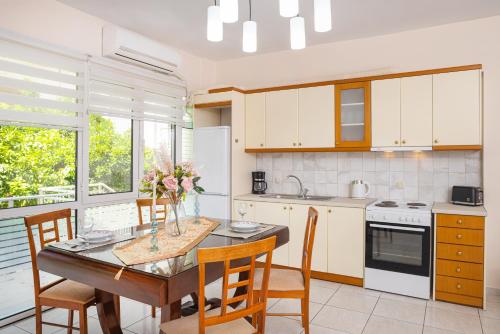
left=230, top=221, right=260, bottom=231
left=229, top=226, right=260, bottom=233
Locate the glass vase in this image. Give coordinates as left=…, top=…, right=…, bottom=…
left=168, top=200, right=187, bottom=236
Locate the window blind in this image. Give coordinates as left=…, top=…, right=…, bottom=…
left=0, top=38, right=85, bottom=128
left=88, top=61, right=187, bottom=125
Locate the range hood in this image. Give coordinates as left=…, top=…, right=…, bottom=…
left=371, top=146, right=432, bottom=152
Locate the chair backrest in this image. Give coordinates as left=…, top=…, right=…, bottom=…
left=24, top=208, right=73, bottom=295
left=301, top=207, right=319, bottom=286
left=197, top=236, right=276, bottom=334
left=136, top=198, right=169, bottom=225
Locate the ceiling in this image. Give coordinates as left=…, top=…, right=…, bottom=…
left=58, top=0, right=500, bottom=61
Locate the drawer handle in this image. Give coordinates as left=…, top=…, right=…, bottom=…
left=457, top=219, right=463, bottom=225
left=289, top=206, right=293, bottom=210
left=249, top=204, right=253, bottom=207
left=456, top=283, right=462, bottom=289
left=283, top=206, right=287, bottom=210
left=457, top=251, right=463, bottom=256
left=456, top=267, right=462, bottom=273
left=328, top=209, right=332, bottom=213
left=456, top=234, right=463, bottom=239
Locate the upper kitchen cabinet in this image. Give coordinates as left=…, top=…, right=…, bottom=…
left=245, top=93, right=266, bottom=149
left=433, top=70, right=482, bottom=147
left=372, top=78, right=401, bottom=147
left=335, top=82, right=371, bottom=148
left=298, top=85, right=335, bottom=148
left=266, top=89, right=299, bottom=148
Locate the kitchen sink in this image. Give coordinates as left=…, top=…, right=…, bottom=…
left=259, top=194, right=334, bottom=201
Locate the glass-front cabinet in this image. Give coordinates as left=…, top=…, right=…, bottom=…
left=335, top=81, right=371, bottom=148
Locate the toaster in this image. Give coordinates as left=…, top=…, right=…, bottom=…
left=451, top=186, right=483, bottom=206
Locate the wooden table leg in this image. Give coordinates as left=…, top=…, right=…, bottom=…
left=230, top=271, right=249, bottom=308
left=160, top=300, right=182, bottom=323
left=95, top=289, right=122, bottom=334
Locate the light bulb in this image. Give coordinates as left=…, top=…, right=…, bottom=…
left=220, top=0, right=238, bottom=23
left=290, top=16, right=305, bottom=50
left=207, top=5, right=223, bottom=42
left=314, top=0, right=332, bottom=32
left=280, top=0, right=299, bottom=18
left=242, top=20, right=257, bottom=53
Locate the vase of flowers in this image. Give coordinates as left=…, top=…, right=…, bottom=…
left=141, top=160, right=204, bottom=236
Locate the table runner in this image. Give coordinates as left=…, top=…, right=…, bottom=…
left=113, top=217, right=220, bottom=266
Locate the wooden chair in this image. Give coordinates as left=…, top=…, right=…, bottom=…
left=252, top=207, right=319, bottom=334
left=136, top=198, right=170, bottom=225
left=160, top=236, right=277, bottom=334
left=25, top=209, right=96, bottom=334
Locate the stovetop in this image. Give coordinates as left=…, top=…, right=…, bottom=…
left=369, top=200, right=432, bottom=212
left=366, top=200, right=432, bottom=226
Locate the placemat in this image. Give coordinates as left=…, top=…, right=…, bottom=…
left=112, top=217, right=220, bottom=266
left=50, top=234, right=135, bottom=252
left=210, top=224, right=275, bottom=239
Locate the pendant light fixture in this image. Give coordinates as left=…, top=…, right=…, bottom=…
left=242, top=0, right=257, bottom=53
left=279, top=0, right=299, bottom=18
left=220, top=0, right=238, bottom=23
left=314, top=0, right=332, bottom=32
left=207, top=0, right=223, bottom=42
left=290, top=15, right=305, bottom=50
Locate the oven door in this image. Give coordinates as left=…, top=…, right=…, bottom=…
left=365, top=221, right=430, bottom=276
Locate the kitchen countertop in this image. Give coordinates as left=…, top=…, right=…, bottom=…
left=432, top=202, right=487, bottom=217
left=234, top=193, right=376, bottom=209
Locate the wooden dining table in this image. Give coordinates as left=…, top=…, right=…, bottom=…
left=37, top=219, right=289, bottom=334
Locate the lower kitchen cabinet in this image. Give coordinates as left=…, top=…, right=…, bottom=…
left=327, top=207, right=365, bottom=278
left=288, top=204, right=328, bottom=272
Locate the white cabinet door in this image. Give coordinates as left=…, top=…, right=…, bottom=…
left=266, top=90, right=298, bottom=148
left=327, top=207, right=365, bottom=278
left=433, top=70, right=481, bottom=146
left=232, top=200, right=256, bottom=221
left=401, top=75, right=433, bottom=147
left=298, top=86, right=335, bottom=148
left=245, top=93, right=266, bottom=149
left=371, top=78, right=401, bottom=147
left=288, top=204, right=328, bottom=272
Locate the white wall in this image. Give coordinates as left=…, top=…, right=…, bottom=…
left=216, top=15, right=500, bottom=289
left=0, top=0, right=216, bottom=91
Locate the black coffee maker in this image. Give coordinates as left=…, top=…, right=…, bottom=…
left=252, top=171, right=267, bottom=194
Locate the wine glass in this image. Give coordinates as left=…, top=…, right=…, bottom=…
left=82, top=216, right=94, bottom=235
left=237, top=203, right=248, bottom=221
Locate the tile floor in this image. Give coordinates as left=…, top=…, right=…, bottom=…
left=1, top=279, right=499, bottom=334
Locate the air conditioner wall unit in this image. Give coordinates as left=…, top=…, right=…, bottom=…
left=102, top=25, right=181, bottom=75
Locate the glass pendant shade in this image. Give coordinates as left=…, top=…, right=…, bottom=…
left=242, top=20, right=257, bottom=53
left=207, top=5, right=223, bottom=42
left=279, top=0, right=299, bottom=18
left=314, top=0, right=332, bottom=32
left=290, top=16, right=305, bottom=50
left=220, top=0, right=238, bottom=23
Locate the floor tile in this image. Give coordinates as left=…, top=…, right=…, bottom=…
left=268, top=298, right=323, bottom=321
left=54, top=316, right=106, bottom=334
left=312, top=305, right=369, bottom=334
left=0, top=326, right=29, bottom=334
left=267, top=298, right=281, bottom=310
left=309, top=285, right=337, bottom=304
left=422, top=326, right=461, bottom=334
left=15, top=308, right=70, bottom=334
left=373, top=297, right=426, bottom=324
left=265, top=316, right=304, bottom=334
left=337, top=285, right=381, bottom=298
left=327, top=288, right=378, bottom=314
left=307, top=324, right=349, bottom=333
left=480, top=300, right=500, bottom=320
left=481, top=315, right=500, bottom=334
left=426, top=299, right=479, bottom=316
left=424, top=306, right=482, bottom=334
left=310, top=279, right=341, bottom=291
left=379, top=292, right=427, bottom=306
left=105, top=298, right=151, bottom=328
left=126, top=315, right=160, bottom=334
left=362, top=316, right=422, bottom=334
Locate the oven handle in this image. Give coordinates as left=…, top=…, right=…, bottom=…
left=369, top=224, right=425, bottom=233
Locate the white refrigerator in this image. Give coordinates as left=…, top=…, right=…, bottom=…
left=193, top=126, right=231, bottom=220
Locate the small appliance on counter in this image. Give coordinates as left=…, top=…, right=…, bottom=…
left=351, top=179, right=370, bottom=199
left=252, top=171, right=267, bottom=194
left=451, top=186, right=483, bottom=206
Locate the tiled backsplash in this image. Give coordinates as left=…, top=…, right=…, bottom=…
left=256, top=151, right=482, bottom=202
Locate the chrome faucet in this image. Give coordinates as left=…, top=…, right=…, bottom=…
left=287, top=175, right=309, bottom=198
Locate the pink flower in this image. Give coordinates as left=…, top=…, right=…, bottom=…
left=143, top=170, right=155, bottom=182
left=163, top=176, right=178, bottom=191
left=181, top=177, right=194, bottom=192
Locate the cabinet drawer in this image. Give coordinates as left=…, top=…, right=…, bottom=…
left=435, top=291, right=483, bottom=308
left=436, top=243, right=483, bottom=263
left=436, top=259, right=483, bottom=280
left=436, top=275, right=483, bottom=298
left=437, top=214, right=484, bottom=230
left=436, top=227, right=484, bottom=246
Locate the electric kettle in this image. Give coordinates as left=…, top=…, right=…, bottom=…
left=351, top=180, right=370, bottom=199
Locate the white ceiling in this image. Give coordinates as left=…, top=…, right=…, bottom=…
left=57, top=0, right=500, bottom=61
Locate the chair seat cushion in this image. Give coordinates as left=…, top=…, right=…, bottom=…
left=254, top=268, right=305, bottom=292
left=39, top=280, right=95, bottom=304
left=160, top=307, right=255, bottom=334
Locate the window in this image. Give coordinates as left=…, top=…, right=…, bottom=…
left=143, top=121, right=174, bottom=173
left=89, top=114, right=133, bottom=195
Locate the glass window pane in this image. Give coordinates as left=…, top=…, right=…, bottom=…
left=89, top=114, right=132, bottom=195
left=143, top=121, right=173, bottom=173
left=84, top=202, right=137, bottom=230
left=0, top=125, right=76, bottom=209
left=181, top=127, right=193, bottom=162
